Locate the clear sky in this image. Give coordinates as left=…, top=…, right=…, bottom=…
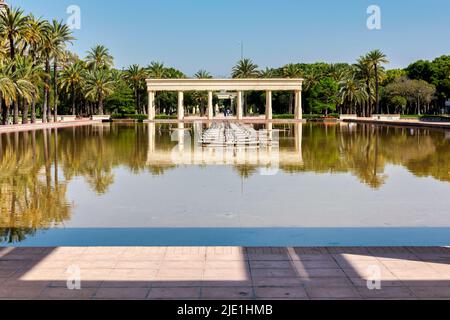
left=10, top=0, right=450, bottom=77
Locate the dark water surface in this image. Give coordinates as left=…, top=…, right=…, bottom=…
left=1, top=122, right=449, bottom=245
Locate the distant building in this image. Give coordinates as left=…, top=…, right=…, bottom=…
left=0, top=1, right=7, bottom=10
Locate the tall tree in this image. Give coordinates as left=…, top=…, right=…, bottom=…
left=50, top=20, right=74, bottom=122
left=124, top=64, right=147, bottom=114
left=366, top=50, right=389, bottom=114
left=85, top=69, right=115, bottom=115
left=86, top=45, right=114, bottom=70
left=59, top=60, right=85, bottom=116
left=0, top=7, right=27, bottom=124
left=232, top=59, right=259, bottom=115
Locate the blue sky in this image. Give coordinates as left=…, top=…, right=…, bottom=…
left=11, top=0, right=450, bottom=76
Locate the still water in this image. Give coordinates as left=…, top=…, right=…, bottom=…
left=1, top=122, right=449, bottom=246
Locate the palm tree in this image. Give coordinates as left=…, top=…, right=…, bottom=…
left=232, top=59, right=259, bottom=78
left=366, top=50, right=389, bottom=114
left=22, top=14, right=45, bottom=60
left=59, top=60, right=85, bottom=116
left=0, top=7, right=27, bottom=124
left=39, top=20, right=53, bottom=123
left=259, top=67, right=277, bottom=78
left=232, top=59, right=259, bottom=115
left=283, top=64, right=303, bottom=114
left=50, top=20, right=74, bottom=122
left=84, top=69, right=115, bottom=115
left=124, top=64, right=147, bottom=114
left=338, top=75, right=368, bottom=115
left=85, top=45, right=114, bottom=70
left=355, top=56, right=375, bottom=117
left=14, top=56, right=41, bottom=124
left=0, top=59, right=16, bottom=125
left=194, top=69, right=212, bottom=79
left=147, top=61, right=167, bottom=79
left=0, top=7, right=27, bottom=60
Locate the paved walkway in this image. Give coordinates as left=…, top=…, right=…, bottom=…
left=0, top=119, right=101, bottom=134
left=346, top=118, right=450, bottom=130
left=0, top=247, right=449, bottom=300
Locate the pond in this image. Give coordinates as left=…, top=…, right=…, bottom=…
left=1, top=122, right=449, bottom=246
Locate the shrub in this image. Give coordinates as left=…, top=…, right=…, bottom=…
left=111, top=114, right=148, bottom=122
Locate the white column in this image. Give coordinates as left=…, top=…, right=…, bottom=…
left=236, top=91, right=243, bottom=120
left=207, top=91, right=213, bottom=120
left=148, top=91, right=155, bottom=120
left=265, top=90, right=272, bottom=120
left=178, top=91, right=184, bottom=121
left=294, top=90, right=303, bottom=120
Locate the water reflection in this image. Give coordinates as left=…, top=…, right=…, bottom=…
left=1, top=122, right=450, bottom=242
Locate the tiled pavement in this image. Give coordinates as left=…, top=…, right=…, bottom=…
left=0, top=247, right=449, bottom=300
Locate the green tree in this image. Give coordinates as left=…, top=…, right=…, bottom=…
left=85, top=69, right=115, bottom=115
left=59, top=60, right=85, bottom=116
left=86, top=45, right=114, bottom=70
left=124, top=64, right=147, bottom=114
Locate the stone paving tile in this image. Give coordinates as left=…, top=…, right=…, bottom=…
left=201, top=280, right=253, bottom=287
left=306, top=287, right=362, bottom=299
left=301, top=278, right=353, bottom=288
left=357, top=287, right=416, bottom=299
left=157, top=268, right=204, bottom=280
left=115, top=261, right=161, bottom=269
left=251, top=268, right=298, bottom=278
left=147, top=287, right=201, bottom=299
left=201, top=287, right=254, bottom=299
left=296, top=268, right=348, bottom=278
left=39, top=287, right=97, bottom=300
left=0, top=286, right=45, bottom=299
left=250, top=261, right=293, bottom=269
left=409, top=286, right=450, bottom=299
left=161, top=261, right=205, bottom=269
left=205, top=261, right=248, bottom=269
left=248, top=254, right=292, bottom=261
left=255, top=287, right=308, bottom=299
left=49, top=280, right=103, bottom=288
left=94, top=287, right=150, bottom=300
left=1, top=247, right=450, bottom=300
left=204, top=269, right=250, bottom=281
left=252, top=277, right=303, bottom=287
left=152, top=281, right=203, bottom=288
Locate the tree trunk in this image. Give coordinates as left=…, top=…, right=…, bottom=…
left=13, top=101, right=19, bottom=124
left=288, top=92, right=294, bottom=114
left=43, top=58, right=50, bottom=123
left=53, top=60, right=58, bottom=122
left=1, top=101, right=7, bottom=125
left=72, top=86, right=76, bottom=116
left=98, top=96, right=104, bottom=115
left=22, top=99, right=29, bottom=124
left=375, top=64, right=380, bottom=115
left=31, top=100, right=36, bottom=124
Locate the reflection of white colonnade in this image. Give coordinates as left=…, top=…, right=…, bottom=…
left=146, top=123, right=304, bottom=169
